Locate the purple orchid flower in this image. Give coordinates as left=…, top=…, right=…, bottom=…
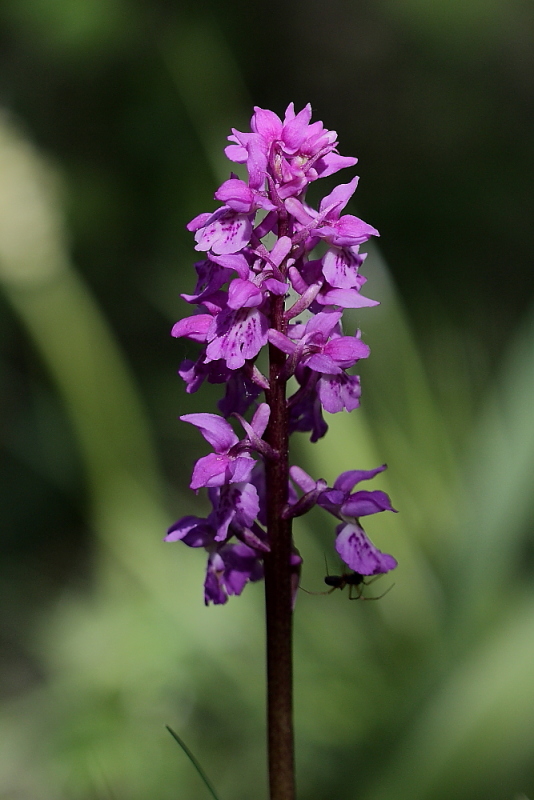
left=317, top=466, right=398, bottom=575
left=284, top=464, right=397, bottom=575
left=181, top=403, right=272, bottom=490
left=269, top=309, right=370, bottom=376
left=288, top=253, right=378, bottom=312
left=165, top=514, right=265, bottom=606
left=270, top=311, right=369, bottom=414
left=188, top=207, right=253, bottom=256
left=204, top=543, right=265, bottom=605
left=204, top=304, right=270, bottom=370
left=167, top=102, right=399, bottom=800
left=288, top=374, right=328, bottom=442
left=167, top=102, right=397, bottom=608
left=225, top=103, right=357, bottom=197
left=286, top=176, right=379, bottom=249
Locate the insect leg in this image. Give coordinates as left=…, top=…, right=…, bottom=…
left=359, top=583, right=395, bottom=601
left=299, top=585, right=336, bottom=596
left=348, top=583, right=364, bottom=601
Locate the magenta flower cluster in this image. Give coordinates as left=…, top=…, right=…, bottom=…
left=166, top=103, right=397, bottom=604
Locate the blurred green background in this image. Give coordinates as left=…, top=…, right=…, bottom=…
left=1, top=1, right=534, bottom=798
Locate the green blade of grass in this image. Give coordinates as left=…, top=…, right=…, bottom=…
left=165, top=726, right=222, bottom=800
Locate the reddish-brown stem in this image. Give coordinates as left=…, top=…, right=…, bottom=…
left=263, top=277, right=295, bottom=800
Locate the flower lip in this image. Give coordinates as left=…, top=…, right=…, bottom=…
left=335, top=522, right=397, bottom=576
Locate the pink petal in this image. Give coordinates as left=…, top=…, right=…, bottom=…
left=206, top=307, right=269, bottom=370
left=333, top=466, right=387, bottom=494
left=264, top=278, right=288, bottom=295
left=324, top=336, right=370, bottom=365
left=227, top=278, right=263, bottom=309
left=187, top=212, right=212, bottom=232
left=180, top=412, right=238, bottom=452
left=268, top=329, right=296, bottom=356
left=330, top=215, right=379, bottom=247
left=251, top=107, right=282, bottom=139
left=315, top=153, right=358, bottom=178
left=282, top=104, right=312, bottom=151
left=227, top=455, right=256, bottom=484
left=209, top=253, right=250, bottom=280
left=305, top=353, right=341, bottom=374
left=320, top=176, right=359, bottom=216
left=322, top=248, right=362, bottom=290
left=335, top=523, right=397, bottom=575
left=285, top=197, right=316, bottom=226
left=289, top=465, right=318, bottom=493
left=244, top=134, right=269, bottom=190
left=195, top=212, right=252, bottom=255
left=318, top=287, right=379, bottom=308
left=269, top=235, right=293, bottom=266
left=250, top=402, right=271, bottom=437
left=342, top=490, right=397, bottom=517
left=318, top=373, right=362, bottom=413
left=190, top=452, right=232, bottom=489
left=215, top=178, right=254, bottom=213
left=171, top=314, right=212, bottom=342
left=224, top=142, right=248, bottom=163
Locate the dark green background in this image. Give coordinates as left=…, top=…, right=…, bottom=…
left=1, top=1, right=534, bottom=798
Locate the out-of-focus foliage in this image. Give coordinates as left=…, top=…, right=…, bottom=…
left=0, top=1, right=533, bottom=799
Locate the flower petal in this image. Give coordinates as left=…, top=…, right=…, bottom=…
left=165, top=516, right=214, bottom=546
left=190, top=452, right=232, bottom=489
left=206, top=307, right=269, bottom=370
left=341, top=489, right=397, bottom=518
left=319, top=176, right=359, bottom=216
left=317, top=373, right=362, bottom=412
left=195, top=211, right=252, bottom=255
left=180, top=412, right=238, bottom=452
left=335, top=522, right=397, bottom=575
left=171, top=314, right=213, bottom=342
left=215, top=178, right=254, bottom=213
left=227, top=278, right=263, bottom=309
left=324, top=336, right=370, bottom=366
left=333, top=466, right=387, bottom=494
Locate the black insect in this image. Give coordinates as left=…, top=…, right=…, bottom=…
left=301, top=562, right=394, bottom=600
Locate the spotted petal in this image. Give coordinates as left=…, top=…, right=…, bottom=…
left=335, top=522, right=397, bottom=575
